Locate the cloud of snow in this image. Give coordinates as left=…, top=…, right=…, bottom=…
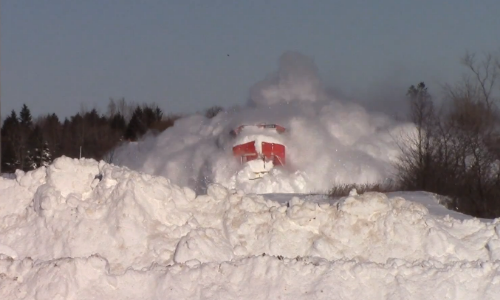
left=113, top=51, right=412, bottom=194
left=248, top=52, right=324, bottom=106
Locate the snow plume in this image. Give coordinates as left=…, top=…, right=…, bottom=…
left=114, top=51, right=411, bottom=194
left=248, top=51, right=324, bottom=106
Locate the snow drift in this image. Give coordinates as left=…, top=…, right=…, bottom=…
left=113, top=52, right=411, bottom=194
left=1, top=157, right=500, bottom=299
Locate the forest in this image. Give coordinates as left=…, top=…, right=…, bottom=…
left=0, top=98, right=222, bottom=173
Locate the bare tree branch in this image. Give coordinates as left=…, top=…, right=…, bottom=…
left=461, top=52, right=498, bottom=108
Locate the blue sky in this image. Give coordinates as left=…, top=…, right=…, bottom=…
left=2, top=0, right=499, bottom=119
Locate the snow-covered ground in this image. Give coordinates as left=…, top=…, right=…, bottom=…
left=1, top=157, right=499, bottom=299
left=2, top=52, right=499, bottom=299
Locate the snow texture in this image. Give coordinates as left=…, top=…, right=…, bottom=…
left=1, top=157, right=500, bottom=299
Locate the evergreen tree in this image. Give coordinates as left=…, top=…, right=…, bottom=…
left=1, top=111, right=19, bottom=133
left=40, top=113, right=62, bottom=158
left=41, top=142, right=52, bottom=167
left=26, top=125, right=52, bottom=169
left=124, top=105, right=165, bottom=141
left=109, top=113, right=127, bottom=132
left=15, top=104, right=35, bottom=170
left=19, top=104, right=33, bottom=127
left=124, top=107, right=147, bottom=141
left=81, top=109, right=111, bottom=159
left=1, top=111, right=21, bottom=172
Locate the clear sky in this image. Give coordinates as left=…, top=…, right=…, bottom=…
left=2, top=0, right=499, bottom=119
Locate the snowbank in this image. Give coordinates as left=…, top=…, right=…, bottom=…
left=1, top=157, right=500, bottom=299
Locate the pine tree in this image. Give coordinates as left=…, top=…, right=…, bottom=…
left=26, top=126, right=45, bottom=169
left=40, top=141, right=52, bottom=167
left=40, top=113, right=62, bottom=159
left=1, top=111, right=21, bottom=172
left=15, top=104, right=35, bottom=171
left=26, top=140, right=52, bottom=169
left=124, top=104, right=165, bottom=141
left=124, top=107, right=147, bottom=141
left=110, top=113, right=126, bottom=132
left=19, top=104, right=33, bottom=127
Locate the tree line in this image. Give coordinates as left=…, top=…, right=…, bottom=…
left=398, top=51, right=500, bottom=218
left=0, top=98, right=223, bottom=173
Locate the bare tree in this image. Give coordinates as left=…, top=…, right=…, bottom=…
left=107, top=97, right=136, bottom=122
left=442, top=53, right=500, bottom=217
left=396, top=82, right=435, bottom=190
left=396, top=52, right=500, bottom=218
left=460, top=52, right=498, bottom=109
left=107, top=98, right=117, bottom=118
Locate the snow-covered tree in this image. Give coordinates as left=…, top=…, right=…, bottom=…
left=26, top=141, right=52, bottom=170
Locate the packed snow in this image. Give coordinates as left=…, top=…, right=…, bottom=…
left=1, top=157, right=499, bottom=299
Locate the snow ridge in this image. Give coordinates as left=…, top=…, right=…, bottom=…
left=1, top=157, right=500, bottom=299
